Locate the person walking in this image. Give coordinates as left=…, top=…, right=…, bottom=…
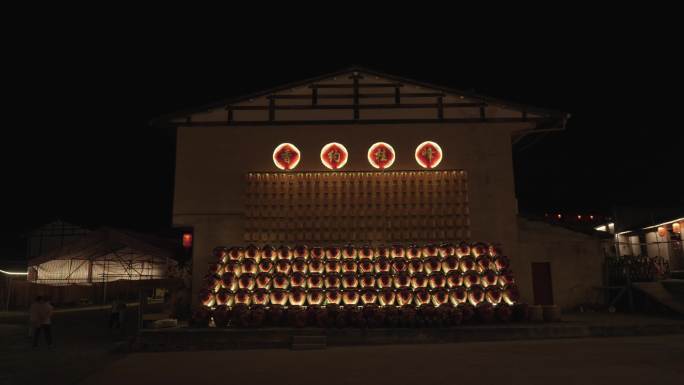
left=31, top=296, right=53, bottom=349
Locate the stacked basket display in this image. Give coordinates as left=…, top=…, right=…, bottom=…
left=196, top=242, right=527, bottom=328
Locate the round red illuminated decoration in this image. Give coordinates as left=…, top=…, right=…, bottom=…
left=320, top=142, right=348, bottom=170
left=272, top=143, right=301, bottom=171
left=367, top=142, right=396, bottom=169
left=415, top=141, right=443, bottom=169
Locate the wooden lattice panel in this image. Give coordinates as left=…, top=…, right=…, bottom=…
left=244, top=170, right=469, bottom=244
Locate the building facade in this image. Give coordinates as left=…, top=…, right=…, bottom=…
left=161, top=67, right=581, bottom=308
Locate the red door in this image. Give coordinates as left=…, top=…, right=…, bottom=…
left=531, top=262, right=554, bottom=305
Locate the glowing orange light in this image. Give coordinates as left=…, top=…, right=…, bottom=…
left=182, top=233, right=193, bottom=249
left=414, top=141, right=443, bottom=169
left=590, top=215, right=594, bottom=220
left=320, top=142, right=348, bottom=170
left=657, top=226, right=667, bottom=237
left=557, top=214, right=562, bottom=219
left=272, top=143, right=301, bottom=170
left=367, top=142, right=396, bottom=169
left=577, top=215, right=582, bottom=220
left=673, top=222, right=681, bottom=233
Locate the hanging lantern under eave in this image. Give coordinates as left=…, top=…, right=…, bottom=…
left=673, top=222, right=682, bottom=234
left=657, top=226, right=667, bottom=238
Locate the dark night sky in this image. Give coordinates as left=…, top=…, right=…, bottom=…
left=3, top=29, right=682, bottom=258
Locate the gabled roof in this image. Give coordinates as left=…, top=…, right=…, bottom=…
left=151, top=66, right=569, bottom=130
left=28, top=227, right=180, bottom=266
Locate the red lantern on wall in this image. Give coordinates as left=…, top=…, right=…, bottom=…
left=272, top=143, right=301, bottom=171
left=182, top=233, right=193, bottom=249
left=320, top=142, right=348, bottom=170
left=415, top=141, right=443, bottom=169
left=367, top=142, right=396, bottom=169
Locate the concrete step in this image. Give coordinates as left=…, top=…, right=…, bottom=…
left=291, top=335, right=326, bottom=350
left=291, top=343, right=326, bottom=350
left=632, top=282, right=684, bottom=314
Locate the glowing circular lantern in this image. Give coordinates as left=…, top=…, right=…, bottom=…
left=320, top=142, right=348, bottom=170
left=361, top=289, right=378, bottom=305
left=423, top=244, right=438, bottom=257
left=377, top=273, right=393, bottom=288
left=293, top=245, right=309, bottom=259
left=456, top=242, right=470, bottom=258
left=408, top=259, right=424, bottom=274
left=326, top=246, right=341, bottom=260
left=391, top=258, right=408, bottom=274
left=360, top=273, right=376, bottom=288
left=359, top=246, right=374, bottom=259
left=467, top=285, right=485, bottom=306
left=415, top=141, right=443, bottom=169
left=213, top=247, right=228, bottom=263
left=673, top=222, right=681, bottom=234
left=228, top=247, right=244, bottom=261
left=342, top=290, right=360, bottom=305
left=424, top=257, right=442, bottom=274
left=199, top=289, right=215, bottom=308
left=375, top=246, right=390, bottom=258
left=472, top=242, right=487, bottom=257
left=272, top=143, right=301, bottom=171
left=342, top=272, right=359, bottom=289
left=414, top=288, right=431, bottom=306
left=394, top=273, right=411, bottom=288
left=429, top=272, right=447, bottom=288
left=307, top=289, right=325, bottom=306
left=288, top=288, right=306, bottom=306
left=275, top=259, right=291, bottom=274
left=396, top=288, right=413, bottom=306
left=325, top=260, right=341, bottom=274
left=324, top=273, right=341, bottom=289
left=449, top=286, right=467, bottom=306
left=411, top=272, right=429, bottom=289
left=432, top=288, right=449, bottom=307
left=255, top=272, right=272, bottom=289
left=292, top=257, right=308, bottom=273
left=307, top=273, right=324, bottom=289
left=494, top=256, right=510, bottom=272
left=459, top=256, right=476, bottom=272
left=343, top=245, right=357, bottom=259
left=463, top=271, right=481, bottom=288
left=407, top=245, right=422, bottom=259
left=290, top=272, right=307, bottom=288
left=503, top=285, right=520, bottom=305
left=358, top=258, right=374, bottom=273
left=485, top=286, right=503, bottom=305
left=308, top=259, right=324, bottom=274
left=245, top=244, right=260, bottom=261
left=204, top=274, right=221, bottom=292
left=391, top=245, right=406, bottom=258
left=221, top=273, right=238, bottom=291
left=439, top=243, right=455, bottom=258
left=215, top=289, right=234, bottom=306
left=272, top=273, right=289, bottom=289
left=476, top=255, right=492, bottom=273
left=238, top=273, right=255, bottom=290
left=241, top=258, right=258, bottom=274
left=261, top=245, right=276, bottom=261
left=374, top=257, right=391, bottom=273
left=325, top=289, right=342, bottom=305
left=234, top=289, right=251, bottom=306
left=310, top=247, right=324, bottom=260
left=342, top=259, right=358, bottom=273
left=482, top=270, right=498, bottom=287
left=367, top=142, right=396, bottom=169
left=443, top=256, right=459, bottom=273
left=277, top=245, right=292, bottom=260
left=270, top=289, right=288, bottom=306
left=446, top=271, right=463, bottom=288
left=379, top=288, right=396, bottom=306
left=257, top=259, right=274, bottom=273
left=252, top=289, right=270, bottom=306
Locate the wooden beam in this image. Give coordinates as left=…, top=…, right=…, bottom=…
left=176, top=117, right=553, bottom=127
left=309, top=83, right=403, bottom=89
left=268, top=92, right=445, bottom=100
left=226, top=102, right=484, bottom=111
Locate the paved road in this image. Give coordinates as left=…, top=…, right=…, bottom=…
left=80, top=335, right=684, bottom=385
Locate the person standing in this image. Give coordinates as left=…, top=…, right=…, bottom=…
left=31, top=296, right=53, bottom=349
